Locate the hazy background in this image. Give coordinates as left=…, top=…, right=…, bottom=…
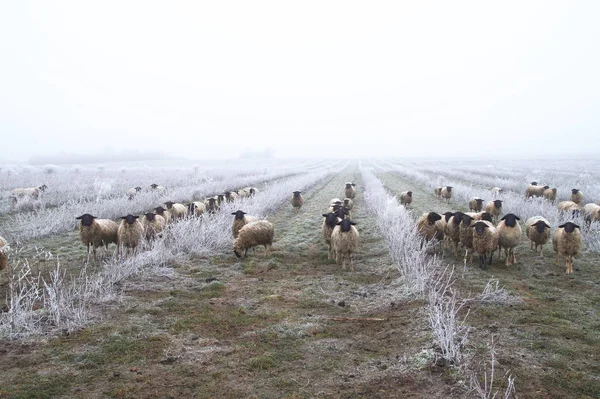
left=1, top=1, right=599, bottom=163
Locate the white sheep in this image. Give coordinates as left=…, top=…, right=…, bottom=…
left=446, top=212, right=465, bottom=257
left=399, top=191, right=413, bottom=207
left=322, top=212, right=340, bottom=260
left=570, top=189, right=583, bottom=205
left=11, top=184, right=47, bottom=200
left=233, top=220, right=274, bottom=258
left=543, top=187, right=557, bottom=203
left=440, top=186, right=453, bottom=203
left=164, top=201, right=187, bottom=220
left=496, top=213, right=522, bottom=266
left=232, top=210, right=259, bottom=238
left=141, top=212, right=166, bottom=241
left=118, top=214, right=144, bottom=258
left=552, top=222, right=582, bottom=274
left=470, top=220, right=499, bottom=269
left=557, top=200, right=580, bottom=217
left=490, top=187, right=503, bottom=197
left=155, top=206, right=172, bottom=224
left=224, top=191, right=239, bottom=203
left=525, top=216, right=551, bottom=256
left=468, top=197, right=484, bottom=212
left=525, top=184, right=548, bottom=199
left=331, top=219, right=359, bottom=271
left=344, top=182, right=356, bottom=199
left=484, top=200, right=503, bottom=224
left=291, top=191, right=304, bottom=213
left=150, top=184, right=166, bottom=194
left=127, top=186, right=142, bottom=200
left=583, top=203, right=600, bottom=227
left=76, top=214, right=119, bottom=263
left=187, top=201, right=206, bottom=217
left=434, top=187, right=442, bottom=198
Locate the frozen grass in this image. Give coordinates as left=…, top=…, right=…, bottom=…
left=0, top=167, right=336, bottom=338
left=4, top=160, right=338, bottom=243
left=472, top=279, right=523, bottom=306
left=470, top=336, right=517, bottom=399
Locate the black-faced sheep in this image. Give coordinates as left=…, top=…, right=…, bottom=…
left=484, top=200, right=503, bottom=224
left=343, top=198, right=354, bottom=214
left=525, top=184, right=548, bottom=199
left=331, top=219, right=359, bottom=271
left=322, top=212, right=340, bottom=260
left=187, top=201, right=206, bottom=217
left=446, top=212, right=465, bottom=257
left=232, top=210, right=259, bottom=239
left=205, top=197, right=220, bottom=214
left=417, top=212, right=443, bottom=247
left=165, top=201, right=187, bottom=220
left=496, top=213, right=521, bottom=266
left=558, top=200, right=580, bottom=217
left=141, top=212, right=166, bottom=241
left=291, top=191, right=304, bottom=213
left=150, top=183, right=166, bottom=194
left=469, top=198, right=484, bottom=212
left=440, top=186, right=453, bottom=203
left=399, top=191, right=413, bottom=207
left=155, top=206, right=172, bottom=224
left=470, top=220, right=499, bottom=269
left=118, top=214, right=144, bottom=258
left=552, top=222, right=582, bottom=274
left=233, top=220, right=274, bottom=258
left=127, top=186, right=142, bottom=200
left=344, top=182, right=357, bottom=199
left=76, top=214, right=119, bottom=263
left=570, top=189, right=583, bottom=205
left=460, top=214, right=475, bottom=264
left=525, top=216, right=551, bottom=256
left=224, top=191, right=239, bottom=202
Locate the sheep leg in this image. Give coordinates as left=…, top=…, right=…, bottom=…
left=530, top=241, right=534, bottom=251
left=93, top=245, right=98, bottom=264
left=349, top=254, right=354, bottom=271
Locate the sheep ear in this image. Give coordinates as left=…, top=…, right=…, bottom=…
left=573, top=223, right=580, bottom=229
left=336, top=221, right=342, bottom=225
left=352, top=183, right=356, bottom=187
left=558, top=223, right=567, bottom=228
left=134, top=215, right=139, bottom=219
left=515, top=216, right=521, bottom=220
left=121, top=216, right=127, bottom=219
left=76, top=215, right=83, bottom=219
left=544, top=222, right=551, bottom=228
left=322, top=214, right=328, bottom=217
left=231, top=212, right=237, bottom=215
left=500, top=215, right=507, bottom=221
left=350, top=221, right=356, bottom=225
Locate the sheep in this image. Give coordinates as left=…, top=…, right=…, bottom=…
left=570, top=189, right=583, bottom=205
left=552, top=222, right=582, bottom=274
left=240, top=187, right=259, bottom=197
left=327, top=198, right=343, bottom=213
left=164, top=201, right=187, bottom=220
left=127, top=186, right=142, bottom=200
left=187, top=201, right=206, bottom=217
left=233, top=220, right=274, bottom=258
left=490, top=187, right=503, bottom=197
left=333, top=207, right=349, bottom=221
left=322, top=212, right=341, bottom=259
left=525, top=184, right=548, bottom=199
left=484, top=200, right=503, bottom=224
left=232, top=210, right=259, bottom=238
left=155, top=206, right=172, bottom=224
left=440, top=186, right=453, bottom=203
left=150, top=183, right=166, bottom=194
left=224, top=191, right=239, bottom=203
left=331, top=219, right=359, bottom=271
left=434, top=187, right=442, bottom=198
left=216, top=194, right=226, bottom=206
left=75, top=214, right=119, bottom=263
left=558, top=200, right=580, bottom=217
left=141, top=212, right=166, bottom=241
left=205, top=197, right=220, bottom=214
left=446, top=212, right=466, bottom=256
left=0, top=235, right=8, bottom=271
left=399, top=191, right=413, bottom=207
left=118, top=214, right=144, bottom=258
left=416, top=212, right=443, bottom=247
left=459, top=214, right=476, bottom=264
left=525, top=216, right=551, bottom=256
left=469, top=198, right=484, bottom=212
left=11, top=184, right=47, bottom=200
left=291, top=191, right=304, bottom=213
left=344, top=182, right=357, bottom=199
left=437, top=211, right=454, bottom=248
left=543, top=187, right=557, bottom=203
left=236, top=189, right=249, bottom=199
left=583, top=203, right=600, bottom=227
left=470, top=220, right=499, bottom=269
left=343, top=198, right=354, bottom=213
left=472, top=211, right=494, bottom=222
left=496, top=213, right=522, bottom=266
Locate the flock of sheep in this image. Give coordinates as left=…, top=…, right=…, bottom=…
left=66, top=184, right=263, bottom=264
left=413, top=182, right=591, bottom=273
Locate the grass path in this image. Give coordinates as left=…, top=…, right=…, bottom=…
left=374, top=167, right=600, bottom=399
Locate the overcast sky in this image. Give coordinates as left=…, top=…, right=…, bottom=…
left=1, top=1, right=599, bottom=163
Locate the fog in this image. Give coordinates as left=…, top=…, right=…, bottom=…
left=1, top=1, right=600, bottom=164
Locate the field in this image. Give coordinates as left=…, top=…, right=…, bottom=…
left=0, top=158, right=598, bottom=398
